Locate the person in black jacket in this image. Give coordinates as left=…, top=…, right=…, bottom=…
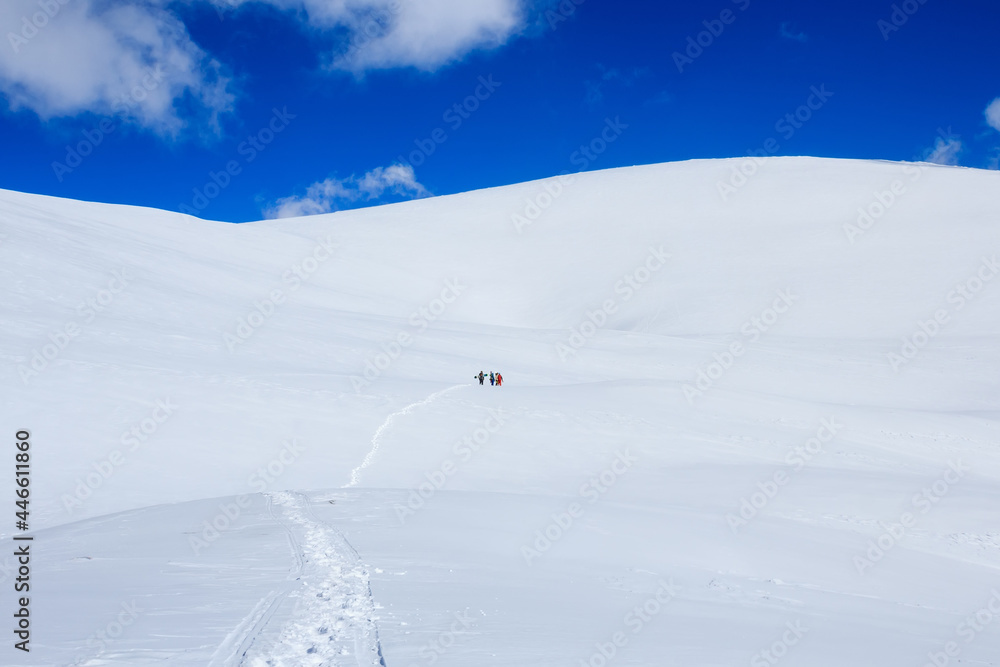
left=476, top=371, right=485, bottom=385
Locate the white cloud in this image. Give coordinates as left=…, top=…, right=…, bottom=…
left=924, top=136, right=963, bottom=166
left=986, top=98, right=1000, bottom=133
left=215, top=0, right=524, bottom=73
left=266, top=163, right=429, bottom=218
left=1, top=0, right=521, bottom=133
left=212, top=0, right=524, bottom=75
left=779, top=21, right=808, bottom=42
left=355, top=163, right=428, bottom=198
left=0, top=0, right=233, bottom=135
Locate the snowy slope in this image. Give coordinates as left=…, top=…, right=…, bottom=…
left=2, top=157, right=1000, bottom=666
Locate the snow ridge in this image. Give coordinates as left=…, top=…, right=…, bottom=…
left=345, top=384, right=466, bottom=488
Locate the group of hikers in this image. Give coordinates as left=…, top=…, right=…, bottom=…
left=476, top=371, right=502, bottom=386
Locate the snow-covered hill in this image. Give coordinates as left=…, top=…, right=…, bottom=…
left=2, top=158, right=1000, bottom=666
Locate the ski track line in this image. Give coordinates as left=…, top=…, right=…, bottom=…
left=209, top=592, right=278, bottom=667
left=208, top=494, right=305, bottom=667
left=345, top=384, right=466, bottom=488
left=240, top=491, right=387, bottom=667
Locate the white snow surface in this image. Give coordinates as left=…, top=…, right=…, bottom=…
left=2, top=157, right=1000, bottom=666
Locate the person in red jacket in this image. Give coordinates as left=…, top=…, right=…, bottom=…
left=496, top=372, right=502, bottom=387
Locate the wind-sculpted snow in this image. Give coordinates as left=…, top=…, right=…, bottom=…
left=2, top=158, right=1000, bottom=665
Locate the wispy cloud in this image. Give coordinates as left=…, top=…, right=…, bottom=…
left=984, top=98, right=1000, bottom=169
left=643, top=90, right=672, bottom=107
left=779, top=21, right=808, bottom=43
left=216, top=0, right=525, bottom=74
left=0, top=0, right=234, bottom=136
left=923, top=133, right=963, bottom=166
left=265, top=163, right=429, bottom=218
left=585, top=64, right=647, bottom=107
left=986, top=98, right=1000, bottom=133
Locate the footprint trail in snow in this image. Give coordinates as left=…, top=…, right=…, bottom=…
left=346, top=384, right=466, bottom=488
left=242, top=491, right=387, bottom=667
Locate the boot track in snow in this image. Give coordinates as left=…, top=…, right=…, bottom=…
left=345, top=384, right=466, bottom=488
left=220, top=491, right=387, bottom=666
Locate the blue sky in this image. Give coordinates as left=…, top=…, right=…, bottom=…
left=2, top=0, right=999, bottom=222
